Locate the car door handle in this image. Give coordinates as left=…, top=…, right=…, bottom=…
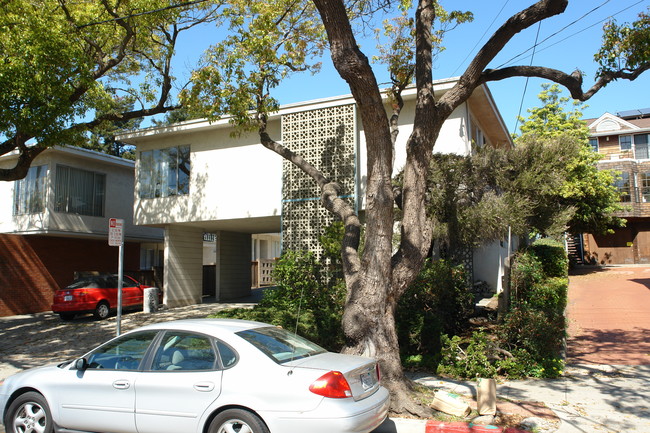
left=194, top=382, right=215, bottom=392
left=113, top=380, right=131, bottom=390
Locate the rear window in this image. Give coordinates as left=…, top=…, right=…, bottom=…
left=237, top=327, right=327, bottom=364
left=65, top=277, right=107, bottom=289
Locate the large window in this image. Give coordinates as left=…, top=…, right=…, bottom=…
left=139, top=145, right=190, bottom=198
left=640, top=172, right=650, bottom=203
left=615, top=172, right=632, bottom=203
left=54, top=165, right=106, bottom=216
left=13, top=165, right=47, bottom=215
left=635, top=134, right=649, bottom=159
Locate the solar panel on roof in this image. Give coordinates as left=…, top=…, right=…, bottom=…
left=617, top=108, right=650, bottom=118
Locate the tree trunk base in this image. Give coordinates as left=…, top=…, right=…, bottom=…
left=384, top=377, right=434, bottom=418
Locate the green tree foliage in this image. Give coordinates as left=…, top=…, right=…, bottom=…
left=0, top=0, right=219, bottom=179
left=425, top=84, right=624, bottom=255
left=596, top=9, right=650, bottom=79
left=516, top=84, right=624, bottom=235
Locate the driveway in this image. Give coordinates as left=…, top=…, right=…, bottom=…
left=567, top=266, right=650, bottom=365
left=0, top=300, right=258, bottom=381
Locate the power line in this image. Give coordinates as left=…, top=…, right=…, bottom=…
left=451, top=0, right=511, bottom=76
left=76, top=0, right=210, bottom=29
left=496, top=0, right=614, bottom=69
left=500, top=0, right=647, bottom=67
left=512, top=21, right=542, bottom=135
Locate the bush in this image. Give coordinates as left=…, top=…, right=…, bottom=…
left=396, top=259, right=473, bottom=362
left=530, top=238, right=568, bottom=278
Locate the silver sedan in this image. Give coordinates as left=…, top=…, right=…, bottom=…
left=0, top=318, right=389, bottom=433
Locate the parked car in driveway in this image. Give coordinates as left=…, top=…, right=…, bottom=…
left=51, top=274, right=154, bottom=320
left=0, top=318, right=389, bottom=433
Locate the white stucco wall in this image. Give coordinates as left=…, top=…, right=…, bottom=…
left=132, top=120, right=283, bottom=227
left=356, top=99, right=470, bottom=210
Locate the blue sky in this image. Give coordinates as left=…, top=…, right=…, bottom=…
left=172, top=0, right=650, bottom=135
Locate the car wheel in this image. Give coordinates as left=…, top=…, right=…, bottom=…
left=59, top=313, right=75, bottom=321
left=94, top=301, right=110, bottom=320
left=4, top=391, right=53, bottom=433
left=209, top=409, right=269, bottom=433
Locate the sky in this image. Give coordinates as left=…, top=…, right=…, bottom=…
left=170, top=0, right=650, bottom=135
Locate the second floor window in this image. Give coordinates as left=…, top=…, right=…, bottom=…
left=620, top=135, right=632, bottom=151
left=54, top=165, right=106, bottom=217
left=13, top=165, right=47, bottom=215
left=139, top=145, right=190, bottom=199
left=635, top=134, right=649, bottom=160
left=589, top=138, right=599, bottom=152
left=615, top=172, right=631, bottom=203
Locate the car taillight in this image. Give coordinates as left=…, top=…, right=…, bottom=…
left=376, top=363, right=381, bottom=382
left=309, top=371, right=352, bottom=398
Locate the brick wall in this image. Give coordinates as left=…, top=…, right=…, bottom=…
left=0, top=234, right=140, bottom=317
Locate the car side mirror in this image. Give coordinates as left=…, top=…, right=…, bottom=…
left=74, top=358, right=89, bottom=371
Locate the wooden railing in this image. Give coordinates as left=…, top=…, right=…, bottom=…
left=252, top=259, right=276, bottom=288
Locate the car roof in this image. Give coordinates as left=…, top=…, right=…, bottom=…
left=133, top=318, right=271, bottom=336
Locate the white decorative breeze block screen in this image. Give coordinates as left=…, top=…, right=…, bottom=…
left=281, top=104, right=357, bottom=256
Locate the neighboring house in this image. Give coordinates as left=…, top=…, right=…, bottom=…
left=0, top=146, right=164, bottom=316
left=578, top=108, right=650, bottom=264
left=119, top=78, right=514, bottom=309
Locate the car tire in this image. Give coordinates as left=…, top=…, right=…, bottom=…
left=4, top=391, right=54, bottom=433
left=94, top=301, right=110, bottom=320
left=59, top=313, right=75, bottom=321
left=209, top=409, right=269, bottom=433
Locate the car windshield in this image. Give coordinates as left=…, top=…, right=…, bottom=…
left=237, top=326, right=327, bottom=364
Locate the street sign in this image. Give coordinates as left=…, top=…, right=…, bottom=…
left=108, top=218, right=124, bottom=246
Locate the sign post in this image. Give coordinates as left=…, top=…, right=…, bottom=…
left=108, top=218, right=125, bottom=336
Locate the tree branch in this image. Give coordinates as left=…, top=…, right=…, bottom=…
left=438, top=0, right=568, bottom=116
left=481, top=63, right=650, bottom=101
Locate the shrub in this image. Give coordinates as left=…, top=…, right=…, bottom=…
left=530, top=238, right=568, bottom=278
left=396, top=259, right=473, bottom=361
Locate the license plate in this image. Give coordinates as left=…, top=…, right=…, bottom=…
left=360, top=371, right=374, bottom=390
left=64, top=295, right=73, bottom=301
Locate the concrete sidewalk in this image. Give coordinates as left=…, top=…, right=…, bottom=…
left=388, top=364, right=650, bottom=433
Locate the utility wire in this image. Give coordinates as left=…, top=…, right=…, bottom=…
left=500, top=0, right=647, bottom=67
left=496, top=0, right=613, bottom=69
left=76, top=0, right=210, bottom=29
left=451, top=0, right=511, bottom=76
left=513, top=21, right=542, bottom=136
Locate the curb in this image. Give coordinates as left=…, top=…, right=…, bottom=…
left=378, top=419, right=534, bottom=433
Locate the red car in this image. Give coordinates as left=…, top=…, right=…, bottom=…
left=52, top=275, right=154, bottom=320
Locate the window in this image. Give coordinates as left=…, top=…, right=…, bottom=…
left=237, top=326, right=326, bottom=364
left=54, top=165, right=106, bottom=216
left=13, top=165, right=47, bottom=215
left=615, top=172, right=632, bottom=202
left=620, top=135, right=632, bottom=151
left=589, top=138, right=599, bottom=152
left=640, top=172, right=650, bottom=202
left=152, top=332, right=217, bottom=371
left=85, top=331, right=158, bottom=370
left=139, top=145, right=190, bottom=198
left=635, top=134, right=649, bottom=159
